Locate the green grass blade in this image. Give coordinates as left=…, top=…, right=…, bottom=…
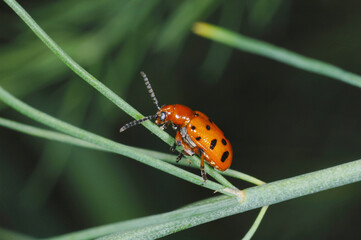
left=224, top=169, right=265, bottom=186
left=0, top=117, right=263, bottom=188
left=67, top=158, right=360, bottom=240
left=193, top=22, right=361, bottom=89
left=242, top=206, right=269, bottom=240
left=0, top=117, right=104, bottom=151
left=3, top=0, right=235, bottom=189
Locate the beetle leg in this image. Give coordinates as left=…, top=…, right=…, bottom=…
left=170, top=142, right=178, bottom=152
left=176, top=152, right=184, bottom=162
left=171, top=131, right=182, bottom=152
left=172, top=131, right=195, bottom=165
left=199, top=149, right=207, bottom=182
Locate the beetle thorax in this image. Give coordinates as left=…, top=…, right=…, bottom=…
left=156, top=104, right=194, bottom=127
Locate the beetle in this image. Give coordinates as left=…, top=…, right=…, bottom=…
left=120, top=72, right=233, bottom=182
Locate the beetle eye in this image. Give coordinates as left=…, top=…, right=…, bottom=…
left=160, top=112, right=166, bottom=121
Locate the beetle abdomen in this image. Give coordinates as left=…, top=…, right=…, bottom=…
left=186, top=112, right=232, bottom=171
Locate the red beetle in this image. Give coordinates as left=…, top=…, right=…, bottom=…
left=120, top=72, right=233, bottom=181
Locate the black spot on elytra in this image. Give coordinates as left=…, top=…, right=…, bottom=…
left=195, top=113, right=199, bottom=117
left=196, top=137, right=201, bottom=141
left=206, top=125, right=211, bottom=130
left=222, top=139, right=227, bottom=145
left=208, top=118, right=213, bottom=123
left=210, top=139, right=217, bottom=150
left=191, top=126, right=196, bottom=130
left=221, top=151, right=229, bottom=162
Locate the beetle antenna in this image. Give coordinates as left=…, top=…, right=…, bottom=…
left=120, top=114, right=158, bottom=133
left=140, top=71, right=160, bottom=110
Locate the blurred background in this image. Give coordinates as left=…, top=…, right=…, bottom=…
left=1, top=0, right=361, bottom=239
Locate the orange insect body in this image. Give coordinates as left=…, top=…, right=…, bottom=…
left=155, top=104, right=233, bottom=172
left=120, top=72, right=233, bottom=181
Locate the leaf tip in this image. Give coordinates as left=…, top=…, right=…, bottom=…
left=192, top=22, right=213, bottom=37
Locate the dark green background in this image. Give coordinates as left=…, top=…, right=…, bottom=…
left=0, top=0, right=361, bottom=239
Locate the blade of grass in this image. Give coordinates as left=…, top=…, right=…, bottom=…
left=0, top=117, right=263, bottom=186
left=224, top=169, right=265, bottom=185
left=0, top=117, right=104, bottom=151
left=0, top=86, right=236, bottom=196
left=0, top=116, right=268, bottom=189
left=242, top=206, right=269, bottom=240
left=3, top=0, right=235, bottom=189
left=47, top=158, right=361, bottom=240
left=193, top=22, right=361, bottom=89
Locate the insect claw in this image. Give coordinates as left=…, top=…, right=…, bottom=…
left=187, top=159, right=192, bottom=166
left=176, top=152, right=184, bottom=162
left=201, top=169, right=207, bottom=183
